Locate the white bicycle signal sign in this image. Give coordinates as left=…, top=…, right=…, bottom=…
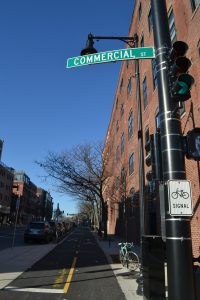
left=168, top=180, right=193, bottom=216
left=171, top=188, right=189, bottom=199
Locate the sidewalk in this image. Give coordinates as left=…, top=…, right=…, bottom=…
left=92, top=231, right=143, bottom=300
left=0, top=243, right=57, bottom=289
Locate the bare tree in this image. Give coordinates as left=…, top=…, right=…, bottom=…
left=36, top=142, right=110, bottom=238
left=104, top=161, right=131, bottom=241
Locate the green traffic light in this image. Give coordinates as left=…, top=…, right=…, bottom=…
left=174, top=74, right=194, bottom=95
left=177, top=81, right=189, bottom=95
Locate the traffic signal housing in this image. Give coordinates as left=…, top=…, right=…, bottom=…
left=169, top=41, right=194, bottom=102
left=185, top=128, right=200, bottom=161
left=145, top=133, right=162, bottom=181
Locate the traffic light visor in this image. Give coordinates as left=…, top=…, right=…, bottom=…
left=172, top=57, right=192, bottom=75
left=170, top=41, right=188, bottom=59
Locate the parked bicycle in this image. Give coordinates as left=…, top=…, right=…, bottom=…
left=118, top=242, right=139, bottom=271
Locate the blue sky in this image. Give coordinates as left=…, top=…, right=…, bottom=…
left=0, top=1, right=134, bottom=214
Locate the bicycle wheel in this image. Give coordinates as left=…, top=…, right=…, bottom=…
left=127, top=251, right=139, bottom=271
left=119, top=250, right=125, bottom=266
left=183, top=192, right=189, bottom=199
left=171, top=192, right=178, bottom=199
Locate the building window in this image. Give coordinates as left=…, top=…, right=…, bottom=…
left=120, top=78, right=123, bottom=94
left=116, top=98, right=118, bottom=110
left=168, top=8, right=176, bottom=43
left=111, top=161, right=114, bottom=175
left=121, top=166, right=125, bottom=185
left=121, top=132, right=125, bottom=155
left=145, top=127, right=150, bottom=145
left=139, top=2, right=142, bottom=20
left=152, top=58, right=158, bottom=90
left=143, top=77, right=148, bottom=109
left=155, top=111, right=160, bottom=131
left=178, top=103, right=186, bottom=117
left=128, top=110, right=133, bottom=140
left=116, top=146, right=119, bottom=162
left=14, top=174, right=23, bottom=181
left=148, top=8, right=153, bottom=32
left=127, top=77, right=132, bottom=96
left=190, top=0, right=200, bottom=12
left=120, top=103, right=124, bottom=118
left=116, top=120, right=119, bottom=132
left=140, top=35, right=144, bottom=47
left=116, top=176, right=120, bottom=190
left=129, top=153, right=134, bottom=175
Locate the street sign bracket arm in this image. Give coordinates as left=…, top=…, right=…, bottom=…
left=91, top=35, right=135, bottom=47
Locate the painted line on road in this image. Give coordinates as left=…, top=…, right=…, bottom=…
left=4, top=286, right=63, bottom=294
left=63, top=256, right=77, bottom=294
left=53, top=268, right=66, bottom=288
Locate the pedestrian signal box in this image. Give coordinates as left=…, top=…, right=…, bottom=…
left=186, top=128, right=200, bottom=161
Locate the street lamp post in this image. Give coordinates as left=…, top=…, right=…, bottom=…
left=80, top=33, right=145, bottom=294
left=80, top=33, right=135, bottom=56
left=11, top=187, right=21, bottom=248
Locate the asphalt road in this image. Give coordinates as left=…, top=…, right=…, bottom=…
left=0, top=227, right=126, bottom=300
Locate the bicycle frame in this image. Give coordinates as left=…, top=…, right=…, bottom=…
left=118, top=242, right=139, bottom=270
left=118, top=242, right=134, bottom=258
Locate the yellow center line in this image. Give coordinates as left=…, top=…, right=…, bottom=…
left=63, top=256, right=77, bottom=294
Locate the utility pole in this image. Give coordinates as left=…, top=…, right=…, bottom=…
left=151, top=1, right=195, bottom=299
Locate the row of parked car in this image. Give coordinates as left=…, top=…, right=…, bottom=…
left=24, top=220, right=74, bottom=244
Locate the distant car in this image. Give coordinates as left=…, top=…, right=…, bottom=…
left=49, top=220, right=57, bottom=236
left=24, top=221, right=53, bottom=243
left=49, top=220, right=62, bottom=241
left=57, top=222, right=65, bottom=236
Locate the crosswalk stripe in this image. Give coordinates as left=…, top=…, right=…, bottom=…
left=4, top=286, right=63, bottom=294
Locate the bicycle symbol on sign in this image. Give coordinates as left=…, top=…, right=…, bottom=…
left=171, top=188, right=189, bottom=199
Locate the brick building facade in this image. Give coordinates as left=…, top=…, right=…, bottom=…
left=37, top=188, right=53, bottom=221
left=102, top=0, right=200, bottom=256
left=0, top=162, right=14, bottom=225
left=11, top=171, right=53, bottom=224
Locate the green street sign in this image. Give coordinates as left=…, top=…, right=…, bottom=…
left=66, top=47, right=155, bottom=68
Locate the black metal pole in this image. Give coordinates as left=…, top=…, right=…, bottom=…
left=151, top=1, right=195, bottom=299
left=134, top=33, right=146, bottom=296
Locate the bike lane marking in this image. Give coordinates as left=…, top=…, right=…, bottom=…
left=53, top=235, right=81, bottom=290
left=53, top=268, right=67, bottom=288
left=63, top=255, right=78, bottom=294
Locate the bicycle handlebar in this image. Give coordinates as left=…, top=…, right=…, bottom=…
left=118, top=242, right=134, bottom=247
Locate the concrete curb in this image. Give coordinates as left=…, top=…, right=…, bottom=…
left=92, top=232, right=143, bottom=300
